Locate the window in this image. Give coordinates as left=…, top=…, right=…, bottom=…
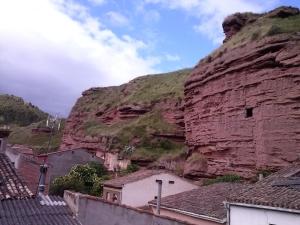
left=169, top=180, right=175, bottom=184
left=112, top=194, right=118, bottom=203
left=245, top=108, right=253, bottom=118
left=106, top=192, right=111, bottom=200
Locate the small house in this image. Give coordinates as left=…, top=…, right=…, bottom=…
left=149, top=182, right=245, bottom=225
left=225, top=164, right=300, bottom=225
left=103, top=169, right=198, bottom=207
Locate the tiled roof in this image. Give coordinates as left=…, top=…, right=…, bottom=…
left=228, top=164, right=300, bottom=211
left=0, top=195, right=80, bottom=225
left=149, top=182, right=246, bottom=221
left=104, top=170, right=165, bottom=188
left=0, top=153, right=34, bottom=200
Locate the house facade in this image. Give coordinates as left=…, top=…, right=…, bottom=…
left=225, top=164, right=300, bottom=225
left=5, top=146, right=104, bottom=193
left=103, top=170, right=198, bottom=207
left=149, top=183, right=245, bottom=225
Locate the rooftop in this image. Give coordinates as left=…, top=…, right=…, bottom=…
left=104, top=170, right=166, bottom=188
left=0, top=195, right=80, bottom=225
left=149, top=182, right=246, bottom=221
left=0, top=153, right=33, bottom=200
left=228, top=163, right=300, bottom=211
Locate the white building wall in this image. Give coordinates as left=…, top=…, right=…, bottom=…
left=121, top=173, right=197, bottom=207
left=230, top=205, right=300, bottom=225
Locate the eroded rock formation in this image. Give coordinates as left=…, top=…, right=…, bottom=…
left=184, top=33, right=300, bottom=178
left=60, top=70, right=190, bottom=162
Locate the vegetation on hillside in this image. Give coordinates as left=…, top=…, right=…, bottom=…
left=8, top=120, right=64, bottom=154
left=75, top=68, right=191, bottom=113
left=210, top=13, right=300, bottom=59
left=0, top=94, right=47, bottom=126
left=203, top=174, right=242, bottom=186
left=77, top=69, right=191, bottom=161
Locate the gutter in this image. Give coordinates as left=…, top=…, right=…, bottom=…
left=225, top=202, right=300, bottom=215
left=149, top=203, right=226, bottom=224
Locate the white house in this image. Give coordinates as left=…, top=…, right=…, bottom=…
left=149, top=183, right=246, bottom=225
left=225, top=164, right=300, bottom=225
left=103, top=169, right=198, bottom=207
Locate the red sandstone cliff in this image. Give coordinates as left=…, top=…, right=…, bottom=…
left=60, top=69, right=190, bottom=164
left=61, top=6, right=300, bottom=179
left=184, top=7, right=300, bottom=178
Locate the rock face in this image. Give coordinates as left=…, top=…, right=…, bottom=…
left=184, top=33, right=300, bottom=178
left=60, top=69, right=190, bottom=165
left=222, top=13, right=259, bottom=43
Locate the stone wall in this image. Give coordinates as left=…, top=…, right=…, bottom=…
left=64, top=190, right=191, bottom=225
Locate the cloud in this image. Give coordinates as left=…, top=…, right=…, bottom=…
left=145, top=0, right=279, bottom=44
left=0, top=0, right=158, bottom=116
left=105, top=11, right=130, bottom=27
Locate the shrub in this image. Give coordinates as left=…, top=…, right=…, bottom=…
left=203, top=174, right=241, bottom=186
left=266, top=25, right=282, bottom=36
left=251, top=30, right=260, bottom=40
left=50, top=162, right=109, bottom=197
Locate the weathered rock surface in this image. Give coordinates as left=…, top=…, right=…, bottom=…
left=184, top=33, right=300, bottom=178
left=60, top=70, right=190, bottom=159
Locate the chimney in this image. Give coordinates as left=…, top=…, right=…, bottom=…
left=156, top=179, right=163, bottom=215
left=258, top=173, right=264, bottom=181
left=38, top=164, right=48, bottom=194
left=0, top=127, right=10, bottom=154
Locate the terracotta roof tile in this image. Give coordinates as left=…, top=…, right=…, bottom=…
left=149, top=182, right=246, bottom=220
left=0, top=153, right=34, bottom=200
left=104, top=170, right=165, bottom=188
left=228, top=164, right=300, bottom=211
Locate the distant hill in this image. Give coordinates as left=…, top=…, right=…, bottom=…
left=0, top=94, right=63, bottom=154
left=0, top=94, right=47, bottom=126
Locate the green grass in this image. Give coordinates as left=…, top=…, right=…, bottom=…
left=203, top=174, right=242, bottom=186
left=209, top=14, right=300, bottom=59
left=130, top=146, right=185, bottom=161
left=75, top=69, right=191, bottom=113
left=122, top=69, right=191, bottom=104
left=71, top=69, right=192, bottom=161
left=8, top=120, right=65, bottom=154
left=84, top=110, right=183, bottom=160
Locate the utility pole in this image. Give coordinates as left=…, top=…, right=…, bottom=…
left=156, top=179, right=162, bottom=215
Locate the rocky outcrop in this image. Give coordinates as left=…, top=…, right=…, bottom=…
left=60, top=69, right=190, bottom=161
left=222, top=6, right=300, bottom=43
left=184, top=33, right=300, bottom=178
left=222, top=13, right=259, bottom=43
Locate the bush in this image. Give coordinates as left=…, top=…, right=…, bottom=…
left=120, top=164, right=139, bottom=176
left=251, top=31, right=260, bottom=40
left=266, top=25, right=282, bottom=36
left=203, top=174, right=241, bottom=186
left=50, top=162, right=109, bottom=197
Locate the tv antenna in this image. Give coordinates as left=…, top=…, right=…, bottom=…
left=46, top=114, right=61, bottom=152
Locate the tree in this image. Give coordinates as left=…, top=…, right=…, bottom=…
left=50, top=162, right=109, bottom=197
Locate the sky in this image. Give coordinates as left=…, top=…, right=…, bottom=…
left=0, top=0, right=299, bottom=116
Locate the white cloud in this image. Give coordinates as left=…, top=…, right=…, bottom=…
left=145, top=0, right=278, bottom=44
left=0, top=0, right=158, bottom=115
left=106, top=11, right=130, bottom=27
